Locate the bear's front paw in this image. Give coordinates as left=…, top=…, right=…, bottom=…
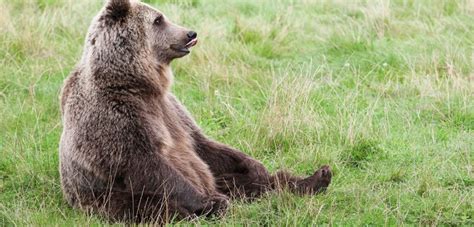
left=196, top=194, right=229, bottom=217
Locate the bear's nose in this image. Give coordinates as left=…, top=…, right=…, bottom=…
left=187, top=31, right=197, bottom=39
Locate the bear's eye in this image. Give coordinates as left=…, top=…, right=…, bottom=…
left=154, top=15, right=163, bottom=25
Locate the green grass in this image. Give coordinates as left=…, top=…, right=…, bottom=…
left=1, top=0, right=473, bottom=225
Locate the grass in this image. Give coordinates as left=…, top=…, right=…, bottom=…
left=0, top=0, right=473, bottom=225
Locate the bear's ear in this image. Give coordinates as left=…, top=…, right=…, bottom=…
left=105, top=0, right=131, bottom=20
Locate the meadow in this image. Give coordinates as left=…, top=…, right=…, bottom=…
left=0, top=0, right=473, bottom=225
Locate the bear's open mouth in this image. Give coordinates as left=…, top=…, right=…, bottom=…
left=170, top=38, right=198, bottom=54
left=185, top=38, right=198, bottom=48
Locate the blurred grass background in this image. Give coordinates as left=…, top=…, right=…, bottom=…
left=0, top=0, right=473, bottom=225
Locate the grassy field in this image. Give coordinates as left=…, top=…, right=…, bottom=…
left=1, top=0, right=473, bottom=225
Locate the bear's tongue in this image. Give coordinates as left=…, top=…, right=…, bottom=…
left=170, top=38, right=198, bottom=53
left=185, top=38, right=198, bottom=48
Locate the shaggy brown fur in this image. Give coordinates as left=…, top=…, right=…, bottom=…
left=59, top=0, right=332, bottom=223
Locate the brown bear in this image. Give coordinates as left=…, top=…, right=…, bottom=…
left=59, top=0, right=332, bottom=223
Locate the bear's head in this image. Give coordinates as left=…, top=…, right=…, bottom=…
left=84, top=0, right=197, bottom=67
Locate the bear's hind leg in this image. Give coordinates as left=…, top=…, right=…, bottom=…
left=193, top=136, right=332, bottom=199
left=273, top=165, right=332, bottom=195
left=215, top=163, right=332, bottom=199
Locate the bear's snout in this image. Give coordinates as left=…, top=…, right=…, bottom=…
left=187, top=31, right=197, bottom=40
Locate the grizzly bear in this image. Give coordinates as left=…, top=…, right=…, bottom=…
left=59, top=0, right=332, bottom=223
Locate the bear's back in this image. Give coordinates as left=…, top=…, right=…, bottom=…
left=59, top=68, right=156, bottom=206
